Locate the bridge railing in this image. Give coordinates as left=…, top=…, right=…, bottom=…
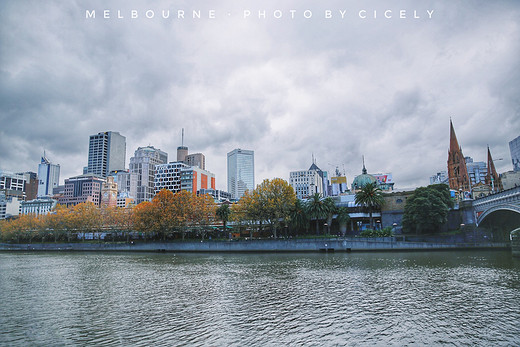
left=472, top=185, right=520, bottom=210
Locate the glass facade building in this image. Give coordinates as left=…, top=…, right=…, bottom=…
left=510, top=136, right=520, bottom=172
left=86, top=131, right=126, bottom=178
left=37, top=155, right=60, bottom=198
left=227, top=149, right=255, bottom=200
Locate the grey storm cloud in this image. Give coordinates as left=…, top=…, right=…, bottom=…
left=1, top=0, right=519, bottom=190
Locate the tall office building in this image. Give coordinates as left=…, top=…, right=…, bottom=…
left=113, top=170, right=138, bottom=199
left=465, top=157, right=487, bottom=186
left=86, top=131, right=126, bottom=178
left=129, top=146, right=168, bottom=204
left=227, top=149, right=255, bottom=200
left=37, top=154, right=60, bottom=198
left=290, top=164, right=324, bottom=200
left=185, top=153, right=205, bottom=170
left=18, top=172, right=38, bottom=200
left=0, top=170, right=26, bottom=200
left=58, top=174, right=105, bottom=207
left=510, top=135, right=520, bottom=172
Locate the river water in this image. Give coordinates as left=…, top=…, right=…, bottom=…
left=0, top=251, right=519, bottom=346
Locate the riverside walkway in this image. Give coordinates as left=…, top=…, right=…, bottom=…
left=0, top=237, right=510, bottom=253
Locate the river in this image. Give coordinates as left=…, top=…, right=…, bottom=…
left=0, top=251, right=519, bottom=346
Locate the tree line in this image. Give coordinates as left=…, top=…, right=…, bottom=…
left=1, top=177, right=405, bottom=243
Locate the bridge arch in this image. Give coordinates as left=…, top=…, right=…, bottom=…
left=477, top=204, right=520, bottom=226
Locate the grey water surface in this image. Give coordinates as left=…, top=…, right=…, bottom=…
left=0, top=251, right=519, bottom=346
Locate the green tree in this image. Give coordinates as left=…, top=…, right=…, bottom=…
left=354, top=181, right=384, bottom=229
left=251, top=178, right=296, bottom=238
left=305, top=193, right=334, bottom=235
left=402, top=185, right=453, bottom=234
left=289, top=199, right=309, bottom=235
left=336, top=206, right=351, bottom=236
left=323, top=197, right=336, bottom=235
left=216, top=204, right=231, bottom=235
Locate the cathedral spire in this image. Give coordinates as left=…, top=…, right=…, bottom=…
left=486, top=146, right=503, bottom=192
left=449, top=119, right=460, bottom=153
left=447, top=119, right=470, bottom=192
left=362, top=155, right=367, bottom=175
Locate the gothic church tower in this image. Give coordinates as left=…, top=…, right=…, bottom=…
left=447, top=120, right=471, bottom=192
left=485, top=146, right=503, bottom=192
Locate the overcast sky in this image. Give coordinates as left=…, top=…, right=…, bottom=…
left=1, top=0, right=519, bottom=191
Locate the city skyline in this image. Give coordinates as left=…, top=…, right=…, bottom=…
left=1, top=0, right=519, bottom=191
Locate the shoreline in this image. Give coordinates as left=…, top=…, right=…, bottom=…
left=0, top=238, right=511, bottom=253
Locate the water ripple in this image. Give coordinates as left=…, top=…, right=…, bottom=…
left=0, top=251, right=519, bottom=346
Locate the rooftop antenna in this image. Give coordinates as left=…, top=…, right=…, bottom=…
left=182, top=128, right=184, bottom=147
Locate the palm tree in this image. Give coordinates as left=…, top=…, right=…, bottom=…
left=323, top=197, right=336, bottom=235
left=336, top=206, right=351, bottom=236
left=354, top=181, right=384, bottom=229
left=305, top=193, right=336, bottom=235
left=216, top=204, right=231, bottom=237
left=290, top=199, right=309, bottom=235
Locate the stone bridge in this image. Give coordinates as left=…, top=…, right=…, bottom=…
left=471, top=186, right=520, bottom=231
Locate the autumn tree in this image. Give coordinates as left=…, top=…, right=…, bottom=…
left=47, top=204, right=73, bottom=242
left=240, top=178, right=296, bottom=238
left=230, top=191, right=255, bottom=238
left=71, top=202, right=103, bottom=240
left=132, top=201, right=157, bottom=240
left=190, top=193, right=217, bottom=240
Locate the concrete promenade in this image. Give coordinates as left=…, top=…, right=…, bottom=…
left=0, top=237, right=510, bottom=253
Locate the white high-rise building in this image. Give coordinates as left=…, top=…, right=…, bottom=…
left=154, top=162, right=215, bottom=195
left=227, top=149, right=255, bottom=200
left=86, top=131, right=126, bottom=178
left=290, top=163, right=326, bottom=200
left=129, top=146, right=168, bottom=204
left=37, top=154, right=60, bottom=198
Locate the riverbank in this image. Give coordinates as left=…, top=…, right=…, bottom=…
left=0, top=237, right=511, bottom=253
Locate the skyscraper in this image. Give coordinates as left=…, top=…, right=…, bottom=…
left=227, top=149, right=254, bottom=200
left=447, top=120, right=470, bottom=192
left=185, top=153, right=205, bottom=170
left=37, top=154, right=60, bottom=198
left=510, top=135, right=520, bottom=172
left=129, top=146, right=168, bottom=204
left=86, top=131, right=126, bottom=178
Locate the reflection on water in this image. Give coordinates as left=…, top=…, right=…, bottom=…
left=0, top=251, right=519, bottom=346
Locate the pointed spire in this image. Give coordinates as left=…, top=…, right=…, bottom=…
left=362, top=155, right=367, bottom=175
left=486, top=146, right=503, bottom=192
left=449, top=118, right=460, bottom=154
left=447, top=119, right=470, bottom=192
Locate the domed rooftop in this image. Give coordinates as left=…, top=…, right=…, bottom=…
left=352, top=158, right=377, bottom=190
